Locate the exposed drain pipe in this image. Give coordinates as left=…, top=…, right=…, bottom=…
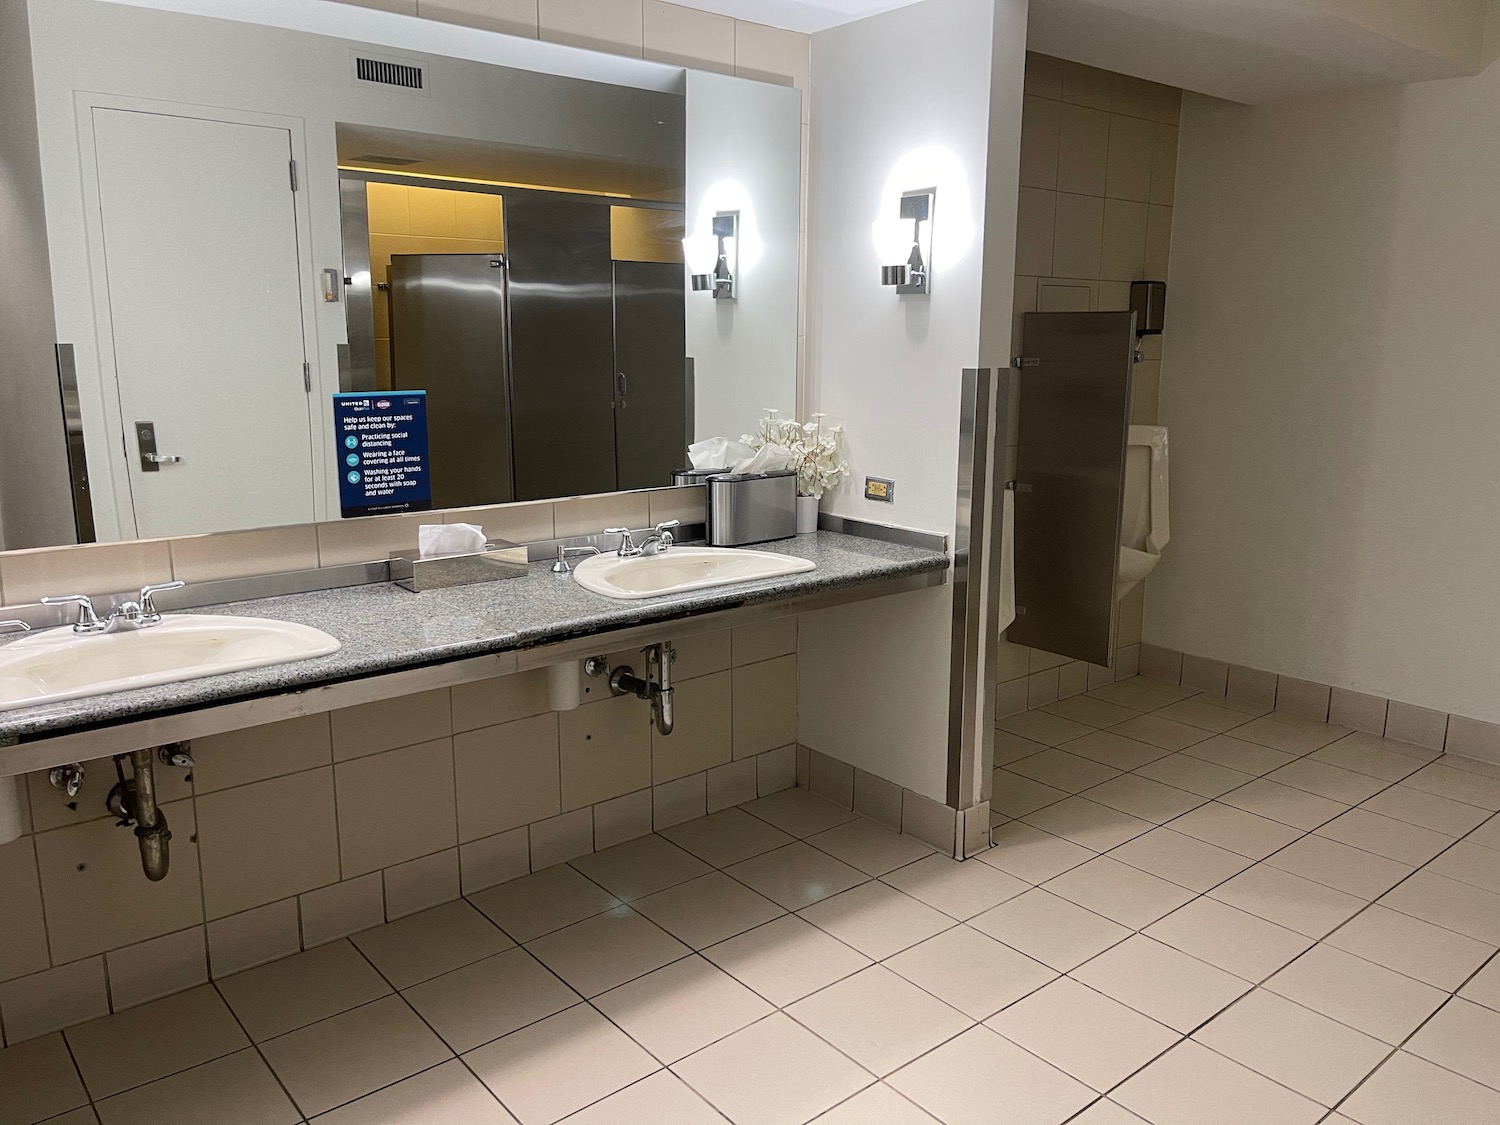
left=590, top=641, right=676, bottom=735
left=106, top=749, right=172, bottom=881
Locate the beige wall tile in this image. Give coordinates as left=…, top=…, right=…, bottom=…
left=707, top=760, right=756, bottom=813
left=734, top=21, right=808, bottom=92
left=192, top=715, right=332, bottom=794
left=1019, top=95, right=1061, bottom=191
left=539, top=0, right=643, bottom=55
left=1117, top=585, right=1145, bottom=646
left=0, top=958, right=108, bottom=1043
left=1227, top=664, right=1278, bottom=707
left=1131, top=360, right=1161, bottom=425
left=299, top=873, right=383, bottom=948
left=1024, top=52, right=1064, bottom=98
left=452, top=670, right=551, bottom=734
left=1385, top=701, right=1448, bottom=751
left=1145, top=205, right=1173, bottom=279
left=1, top=539, right=172, bottom=605
left=1114, top=644, right=1141, bottom=679
left=648, top=485, right=707, bottom=527
left=1038, top=279, right=1095, bottom=312
left=529, top=808, right=593, bottom=869
left=1181, top=654, right=1229, bottom=695
left=732, top=618, right=797, bottom=666
left=1149, top=124, right=1179, bottom=206
left=1139, top=644, right=1183, bottom=684
left=1105, top=115, right=1154, bottom=203
left=1061, top=61, right=1115, bottom=109
left=459, top=827, right=529, bottom=894
left=105, top=927, right=207, bottom=1010
left=1445, top=715, right=1500, bottom=762
left=1329, top=689, right=1389, bottom=736
left=1112, top=73, right=1181, bottom=124
left=1057, top=104, right=1110, bottom=196
left=407, top=186, right=459, bottom=238
left=315, top=512, right=429, bottom=567
left=441, top=500, right=551, bottom=545
left=365, top=182, right=410, bottom=237
left=902, top=789, right=956, bottom=855
left=756, top=745, right=796, bottom=796
left=644, top=0, right=732, bottom=70
left=331, top=689, right=452, bottom=762
left=336, top=740, right=457, bottom=877
left=206, top=899, right=301, bottom=978
left=418, top=0, right=539, bottom=36
left=198, top=769, right=340, bottom=919
left=592, top=790, right=653, bottom=849
left=0, top=837, right=49, bottom=983
left=653, top=671, right=732, bottom=783
left=1015, top=188, right=1057, bottom=278
left=454, top=191, right=504, bottom=241
left=384, top=849, right=460, bottom=920
left=1027, top=668, right=1060, bottom=707
left=561, top=695, right=651, bottom=808
left=674, top=629, right=732, bottom=679
left=35, top=800, right=202, bottom=964
left=169, top=526, right=318, bottom=584
left=1052, top=193, right=1105, bottom=279
left=1277, top=676, right=1331, bottom=720
left=996, top=677, right=1028, bottom=719
left=27, top=761, right=191, bottom=834
left=809, top=750, right=854, bottom=809
left=854, top=768, right=903, bottom=830
left=455, top=713, right=560, bottom=841
left=653, top=774, right=705, bottom=830
left=1100, top=199, right=1149, bottom=282
left=553, top=492, right=651, bottom=538
left=732, top=655, right=797, bottom=759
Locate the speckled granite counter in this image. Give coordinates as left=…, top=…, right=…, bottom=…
left=0, top=531, right=948, bottom=746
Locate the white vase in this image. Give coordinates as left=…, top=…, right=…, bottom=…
left=796, top=493, right=819, bottom=534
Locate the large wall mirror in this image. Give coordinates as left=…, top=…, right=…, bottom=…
left=7, top=0, right=801, bottom=547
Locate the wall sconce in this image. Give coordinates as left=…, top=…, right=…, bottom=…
left=684, top=212, right=738, bottom=300
left=874, top=190, right=934, bottom=295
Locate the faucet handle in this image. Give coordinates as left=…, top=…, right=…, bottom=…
left=653, top=519, right=680, bottom=548
left=604, top=527, right=638, bottom=556
left=139, top=581, right=185, bottom=617
left=41, top=594, right=103, bottom=633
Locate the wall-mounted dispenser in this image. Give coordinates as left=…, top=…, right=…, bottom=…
left=685, top=212, right=738, bottom=300
left=1129, top=280, right=1166, bottom=336
left=874, top=190, right=934, bottom=295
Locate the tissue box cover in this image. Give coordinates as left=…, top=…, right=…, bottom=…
left=389, top=541, right=528, bottom=592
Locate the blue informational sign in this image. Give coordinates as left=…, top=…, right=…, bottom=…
left=333, top=392, right=432, bottom=518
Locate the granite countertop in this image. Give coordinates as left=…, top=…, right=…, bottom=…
left=0, top=531, right=948, bottom=745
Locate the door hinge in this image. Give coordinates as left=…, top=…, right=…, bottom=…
left=289, top=159, right=299, bottom=192
left=302, top=361, right=312, bottom=393
left=1010, top=356, right=1040, bottom=368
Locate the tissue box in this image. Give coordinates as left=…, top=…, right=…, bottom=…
left=706, top=470, right=797, bottom=545
left=389, top=541, right=528, bottom=592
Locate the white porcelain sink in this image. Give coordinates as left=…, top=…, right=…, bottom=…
left=572, top=546, right=816, bottom=600
left=0, top=615, right=341, bottom=712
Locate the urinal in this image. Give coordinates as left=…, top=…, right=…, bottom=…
left=1117, top=425, right=1169, bottom=602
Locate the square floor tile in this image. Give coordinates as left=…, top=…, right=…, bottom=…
left=788, top=965, right=971, bottom=1076
left=66, top=986, right=249, bottom=1099
left=1080, top=774, right=1205, bottom=825
left=1232, top=715, right=1348, bottom=756
left=1061, top=731, right=1171, bottom=772
left=1169, top=802, right=1302, bottom=859
left=1043, top=856, right=1195, bottom=929
left=1327, top=904, right=1495, bottom=991
left=1218, top=778, right=1348, bottom=830
left=1112, top=715, right=1209, bottom=752
left=1459, top=954, right=1500, bottom=1010
left=1194, top=989, right=1388, bottom=1107
left=797, top=882, right=953, bottom=960
left=1067, top=1101, right=1150, bottom=1124
left=999, top=711, right=1095, bottom=747
left=570, top=836, right=711, bottom=902
left=217, top=940, right=392, bottom=1043
left=993, top=772, right=1072, bottom=819
left=1133, top=753, right=1254, bottom=799
left=94, top=1048, right=299, bottom=1125
left=988, top=976, right=1179, bottom=1092
left=1264, top=943, right=1446, bottom=1043
left=560, top=1070, right=724, bottom=1125
left=1181, top=736, right=1295, bottom=777
left=1314, top=808, right=1455, bottom=865
left=725, top=842, right=867, bottom=910
left=703, top=915, right=871, bottom=1007
left=1108, top=827, right=1252, bottom=892
left=1088, top=678, right=1194, bottom=712
left=1339, top=1051, right=1500, bottom=1125
left=631, top=871, right=783, bottom=949
left=882, top=854, right=1029, bottom=920
left=0, top=1033, right=90, bottom=1125
left=594, top=955, right=773, bottom=1064
left=260, top=995, right=450, bottom=1118
left=659, top=807, right=795, bottom=868
left=1071, top=935, right=1250, bottom=1033
left=885, top=925, right=1057, bottom=1020
left=887, top=1025, right=1095, bottom=1125
left=1405, top=996, right=1500, bottom=1089
left=1427, top=839, right=1500, bottom=895
left=526, top=907, right=689, bottom=998
left=465, top=1004, right=657, bottom=1125
left=1022, top=797, right=1155, bottom=852
left=808, top=1082, right=940, bottom=1124
left=1143, top=898, right=1312, bottom=982
left=308, top=1058, right=517, bottom=1125
left=673, top=1013, right=872, bottom=1125
left=1470, top=813, right=1500, bottom=850
left=1310, top=737, right=1429, bottom=783
left=351, top=900, right=513, bottom=989
left=1263, top=835, right=1414, bottom=900
left=979, top=822, right=1096, bottom=884
left=996, top=730, right=1052, bottom=766
left=1111, top=1039, right=1322, bottom=1125
left=1008, top=750, right=1122, bottom=794
left=1266, top=758, right=1387, bottom=804
left=1209, top=864, right=1365, bottom=938
left=1405, top=762, right=1500, bottom=810
left=807, top=818, right=934, bottom=877
left=468, top=865, right=621, bottom=944
left=402, top=947, right=579, bottom=1053
left=1042, top=695, right=1140, bottom=728
left=969, top=889, right=1131, bottom=973
left=738, top=789, right=859, bottom=838
left=1155, top=698, right=1253, bottom=734
left=1380, top=869, right=1500, bottom=944
left=1360, top=786, right=1491, bottom=836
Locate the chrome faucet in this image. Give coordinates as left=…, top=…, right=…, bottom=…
left=0, top=620, right=31, bottom=637
left=42, top=581, right=185, bottom=635
left=605, top=521, right=680, bottom=558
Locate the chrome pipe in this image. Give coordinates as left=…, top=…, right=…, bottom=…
left=128, top=748, right=171, bottom=882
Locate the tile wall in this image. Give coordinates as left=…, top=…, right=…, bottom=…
left=0, top=616, right=800, bottom=1045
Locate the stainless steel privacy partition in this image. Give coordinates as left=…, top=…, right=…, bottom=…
left=1007, top=311, right=1137, bottom=667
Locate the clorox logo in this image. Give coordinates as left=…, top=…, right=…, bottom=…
left=375, top=399, right=392, bottom=409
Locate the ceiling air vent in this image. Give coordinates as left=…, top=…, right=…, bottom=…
left=352, top=53, right=428, bottom=95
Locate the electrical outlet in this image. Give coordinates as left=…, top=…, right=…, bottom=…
left=864, top=476, right=895, bottom=502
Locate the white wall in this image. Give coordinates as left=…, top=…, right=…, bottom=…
left=685, top=70, right=802, bottom=446
left=1150, top=68, right=1500, bottom=724
left=798, top=0, right=1027, bottom=801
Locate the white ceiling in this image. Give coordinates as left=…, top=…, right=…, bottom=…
left=667, top=0, right=924, bottom=33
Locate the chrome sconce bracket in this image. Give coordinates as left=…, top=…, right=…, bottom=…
left=878, top=190, right=934, bottom=296
left=688, top=212, right=738, bottom=300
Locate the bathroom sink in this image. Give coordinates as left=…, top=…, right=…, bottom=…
left=0, top=615, right=341, bottom=712
left=572, top=547, right=816, bottom=600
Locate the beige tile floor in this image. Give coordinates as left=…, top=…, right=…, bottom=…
left=4, top=677, right=1500, bottom=1125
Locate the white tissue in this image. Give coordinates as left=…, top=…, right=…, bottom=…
left=418, top=523, right=486, bottom=559
left=688, top=436, right=755, bottom=471
left=0, top=776, right=23, bottom=845
left=732, top=443, right=794, bottom=476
